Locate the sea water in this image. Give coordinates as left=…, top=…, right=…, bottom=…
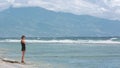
left=0, top=37, right=120, bottom=68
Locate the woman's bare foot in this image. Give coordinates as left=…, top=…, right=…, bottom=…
left=21, top=61, right=25, bottom=64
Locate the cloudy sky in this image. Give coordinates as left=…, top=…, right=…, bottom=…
left=0, top=0, right=120, bottom=21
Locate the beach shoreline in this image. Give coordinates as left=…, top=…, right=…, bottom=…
left=0, top=59, right=27, bottom=68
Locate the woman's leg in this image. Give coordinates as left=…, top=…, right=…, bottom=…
left=21, top=51, right=25, bottom=63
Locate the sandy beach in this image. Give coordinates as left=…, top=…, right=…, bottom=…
left=0, top=58, right=57, bottom=68
left=0, top=59, right=31, bottom=68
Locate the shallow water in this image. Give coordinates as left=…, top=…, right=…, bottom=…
left=0, top=42, right=120, bottom=68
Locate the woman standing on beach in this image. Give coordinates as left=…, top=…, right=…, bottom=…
left=21, top=35, right=26, bottom=63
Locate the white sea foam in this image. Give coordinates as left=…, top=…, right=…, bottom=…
left=0, top=39, right=20, bottom=43
left=0, top=39, right=120, bottom=44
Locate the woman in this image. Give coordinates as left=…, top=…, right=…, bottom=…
left=21, top=35, right=26, bottom=63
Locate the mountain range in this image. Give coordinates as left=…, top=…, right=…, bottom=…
left=0, top=7, right=120, bottom=37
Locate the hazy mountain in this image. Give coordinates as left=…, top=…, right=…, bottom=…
left=0, top=7, right=120, bottom=37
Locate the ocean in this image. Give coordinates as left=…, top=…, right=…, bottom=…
left=0, top=37, right=120, bottom=68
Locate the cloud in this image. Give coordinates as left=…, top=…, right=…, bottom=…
left=0, top=2, right=10, bottom=11
left=27, top=0, right=107, bottom=16
left=102, top=0, right=120, bottom=20
left=0, top=0, right=120, bottom=21
left=104, top=0, right=120, bottom=7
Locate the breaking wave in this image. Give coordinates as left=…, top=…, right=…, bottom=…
left=0, top=37, right=120, bottom=44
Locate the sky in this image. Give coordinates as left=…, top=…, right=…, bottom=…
left=0, top=0, right=120, bottom=21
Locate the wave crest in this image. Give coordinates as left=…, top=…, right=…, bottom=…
left=0, top=39, right=120, bottom=44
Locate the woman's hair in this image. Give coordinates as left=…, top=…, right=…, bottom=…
left=21, top=35, right=25, bottom=39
